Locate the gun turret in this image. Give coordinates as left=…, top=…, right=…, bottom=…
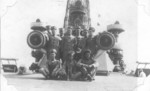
left=27, top=19, right=49, bottom=49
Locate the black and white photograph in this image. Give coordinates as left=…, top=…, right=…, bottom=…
left=1, top=0, right=150, bottom=91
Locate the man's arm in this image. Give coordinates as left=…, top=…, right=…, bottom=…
left=77, top=59, right=88, bottom=67
left=89, top=59, right=99, bottom=68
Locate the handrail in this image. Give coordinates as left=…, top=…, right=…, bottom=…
left=136, top=61, right=150, bottom=64
left=0, top=58, right=18, bottom=61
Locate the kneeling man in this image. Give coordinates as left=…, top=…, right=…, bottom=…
left=77, top=49, right=98, bottom=81
left=39, top=49, right=63, bottom=79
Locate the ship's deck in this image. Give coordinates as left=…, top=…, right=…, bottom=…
left=3, top=72, right=140, bottom=91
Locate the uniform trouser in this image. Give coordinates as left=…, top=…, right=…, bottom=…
left=62, top=50, right=74, bottom=63
left=65, top=65, right=72, bottom=80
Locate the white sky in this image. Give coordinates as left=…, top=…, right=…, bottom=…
left=1, top=0, right=143, bottom=70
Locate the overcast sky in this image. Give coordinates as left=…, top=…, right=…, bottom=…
left=1, top=0, right=139, bottom=70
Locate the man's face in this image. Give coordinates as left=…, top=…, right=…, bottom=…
left=85, top=52, right=90, bottom=59
left=52, top=29, right=56, bottom=36
left=89, top=30, right=93, bottom=36
left=50, top=53, right=56, bottom=59
left=59, top=29, right=63, bottom=36
left=67, top=29, right=72, bottom=35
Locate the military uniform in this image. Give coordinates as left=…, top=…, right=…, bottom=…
left=47, top=59, right=61, bottom=79
left=79, top=31, right=88, bottom=55
left=38, top=49, right=61, bottom=79
left=58, top=28, right=64, bottom=38
left=61, top=35, right=76, bottom=63
left=63, top=59, right=77, bottom=80
left=77, top=58, right=98, bottom=81
left=47, top=35, right=61, bottom=60
left=85, top=35, right=98, bottom=57
left=62, top=51, right=80, bottom=80
left=77, top=50, right=98, bottom=81
left=74, top=27, right=83, bottom=49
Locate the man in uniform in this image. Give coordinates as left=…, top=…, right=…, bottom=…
left=58, top=28, right=64, bottom=38
left=47, top=26, right=61, bottom=60
left=85, top=27, right=98, bottom=57
left=63, top=51, right=75, bottom=80
left=61, top=27, right=77, bottom=63
left=39, top=49, right=62, bottom=79
left=77, top=49, right=98, bottom=81
left=46, top=25, right=52, bottom=36
left=80, top=29, right=88, bottom=55
left=74, top=26, right=83, bottom=50
left=47, top=49, right=63, bottom=79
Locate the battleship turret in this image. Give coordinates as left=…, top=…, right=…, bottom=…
left=107, top=21, right=126, bottom=72
left=27, top=0, right=119, bottom=76
left=27, top=19, right=49, bottom=49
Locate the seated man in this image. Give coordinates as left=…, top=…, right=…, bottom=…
left=77, top=49, right=98, bottom=81
left=47, top=49, right=65, bottom=79
left=39, top=49, right=63, bottom=79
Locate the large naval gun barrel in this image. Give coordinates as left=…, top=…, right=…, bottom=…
left=27, top=30, right=49, bottom=49
left=27, top=19, right=49, bottom=49
left=96, top=32, right=115, bottom=50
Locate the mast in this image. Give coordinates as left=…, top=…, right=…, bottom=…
left=63, top=0, right=70, bottom=30
left=63, top=0, right=91, bottom=32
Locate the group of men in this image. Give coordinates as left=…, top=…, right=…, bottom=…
left=37, top=26, right=99, bottom=81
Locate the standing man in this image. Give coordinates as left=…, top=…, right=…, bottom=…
left=74, top=26, right=83, bottom=50
left=61, top=27, right=77, bottom=63
left=58, top=28, right=64, bottom=59
left=46, top=25, right=52, bottom=36
left=73, top=27, right=83, bottom=62
left=47, top=26, right=61, bottom=60
left=85, top=27, right=98, bottom=57
left=58, top=28, right=64, bottom=38
left=80, top=29, right=88, bottom=55
left=63, top=51, right=75, bottom=80
left=77, top=49, right=99, bottom=81
left=63, top=51, right=82, bottom=81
